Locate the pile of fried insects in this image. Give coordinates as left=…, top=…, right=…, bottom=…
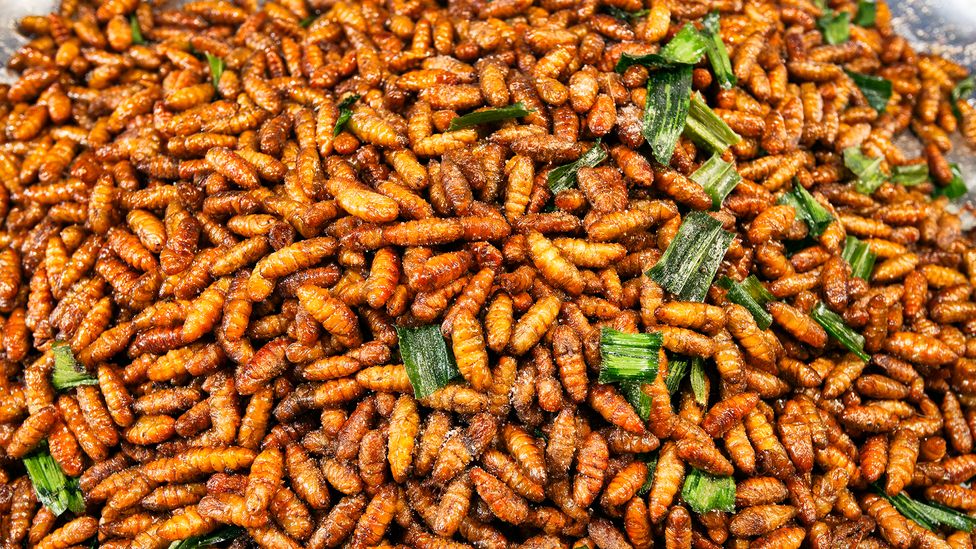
left=3, top=0, right=976, bottom=546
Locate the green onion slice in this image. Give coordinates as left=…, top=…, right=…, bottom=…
left=642, top=64, right=693, bottom=165
left=777, top=182, right=833, bottom=237
left=841, top=236, right=876, bottom=281
left=332, top=94, right=361, bottom=136
left=871, top=483, right=976, bottom=533
left=682, top=467, right=736, bottom=514
left=621, top=381, right=652, bottom=421
left=447, top=102, right=532, bottom=131
left=844, top=147, right=886, bottom=195
left=548, top=139, right=607, bottom=194
left=205, top=53, right=224, bottom=89
left=169, top=526, right=244, bottom=549
left=683, top=93, right=741, bottom=154
left=846, top=70, right=893, bottom=112
left=130, top=15, right=145, bottom=45
left=23, top=444, right=86, bottom=516
left=636, top=455, right=658, bottom=496
left=691, top=154, right=741, bottom=209
left=648, top=211, right=734, bottom=302
left=891, top=163, right=929, bottom=186
left=665, top=355, right=689, bottom=395
left=810, top=301, right=869, bottom=361
left=951, top=76, right=975, bottom=120
left=853, top=0, right=877, bottom=26
left=718, top=275, right=774, bottom=330
left=615, top=24, right=706, bottom=72
left=817, top=9, right=850, bottom=45
left=605, top=6, right=650, bottom=20
left=701, top=12, right=736, bottom=89
left=395, top=324, right=461, bottom=399
left=599, top=328, right=663, bottom=384
left=690, top=357, right=707, bottom=406
left=933, top=163, right=968, bottom=200
left=52, top=342, right=97, bottom=390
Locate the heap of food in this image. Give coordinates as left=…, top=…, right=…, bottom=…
left=2, top=0, right=976, bottom=546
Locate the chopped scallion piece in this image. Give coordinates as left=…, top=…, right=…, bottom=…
left=642, top=65, right=693, bottom=165
left=621, top=381, right=652, bottom=421
left=683, top=93, right=741, bottom=154
left=658, top=24, right=708, bottom=65
left=817, top=9, right=850, bottom=44
left=810, top=302, right=869, bottom=361
left=299, top=15, right=316, bottom=27
left=648, top=212, right=734, bottom=302
left=636, top=455, right=658, bottom=496
left=846, top=70, right=892, bottom=112
left=395, top=325, right=461, bottom=399
left=690, top=154, right=741, bottom=209
left=717, top=276, right=774, bottom=330
left=168, top=526, right=244, bottom=549
left=614, top=24, right=706, bottom=72
left=701, top=12, right=736, bottom=89
left=333, top=94, right=361, bottom=136
left=933, top=163, right=968, bottom=200
left=690, top=357, right=707, bottom=406
left=548, top=139, right=607, bottom=194
left=23, top=444, right=86, bottom=516
left=853, top=0, right=877, bottom=26
left=605, top=6, right=650, bottom=20
left=842, top=236, right=876, bottom=281
left=205, top=53, right=224, bottom=88
left=777, top=182, right=833, bottom=237
left=951, top=76, right=975, bottom=120
left=871, top=483, right=976, bottom=533
left=844, top=147, right=886, bottom=195
left=130, top=15, right=145, bottom=45
left=599, top=328, right=663, bottom=383
left=665, top=355, right=689, bottom=394
left=52, top=342, right=97, bottom=390
left=891, top=163, right=929, bottom=186
left=681, top=468, right=735, bottom=514
left=447, top=102, right=531, bottom=131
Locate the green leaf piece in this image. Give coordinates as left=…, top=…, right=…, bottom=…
left=599, top=328, right=663, bottom=384
left=818, top=10, right=850, bottom=44
left=871, top=483, right=976, bottom=533
left=701, top=12, right=736, bottom=89
left=51, top=342, right=97, bottom=390
left=777, top=182, right=833, bottom=237
left=891, top=163, right=929, bottom=186
left=665, top=355, right=689, bottom=395
left=621, top=381, right=652, bottom=421
left=169, top=526, right=244, bottom=549
left=395, top=325, right=461, bottom=399
left=130, top=15, right=145, bottom=45
left=718, top=276, right=774, bottom=330
left=810, top=302, right=869, bottom=361
left=614, top=24, right=706, bottom=72
left=648, top=211, right=734, bottom=302
left=933, top=163, right=968, bottom=200
left=333, top=94, right=361, bottom=136
left=690, top=357, right=707, bottom=406
left=605, top=6, right=650, bottom=20
left=951, top=76, right=975, bottom=120
left=447, top=102, right=531, bottom=131
left=846, top=70, right=892, bottom=112
left=682, top=468, right=735, bottom=514
left=844, top=147, right=886, bottom=195
left=691, top=154, right=741, bottom=209
left=642, top=64, right=693, bottom=165
left=853, top=0, right=877, bottom=26
left=842, top=236, right=876, bottom=281
left=23, top=445, right=86, bottom=516
left=205, top=53, right=224, bottom=88
left=548, top=139, right=608, bottom=194
left=683, top=93, right=741, bottom=154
